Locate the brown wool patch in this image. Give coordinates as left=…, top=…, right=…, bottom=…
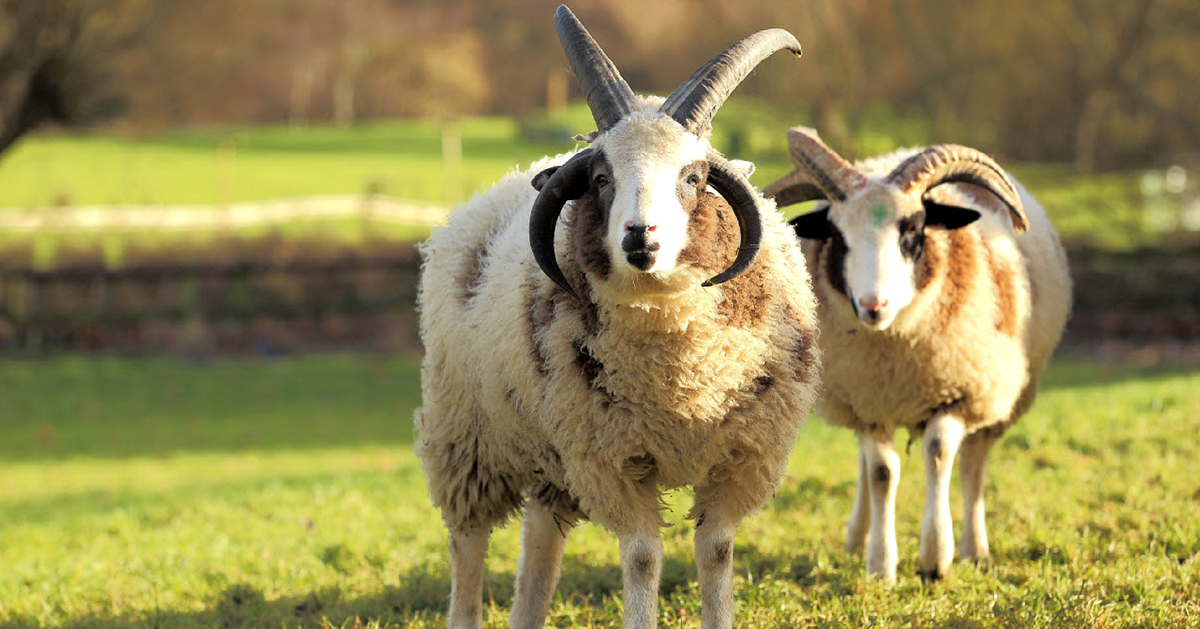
left=462, top=238, right=489, bottom=301
left=561, top=262, right=603, bottom=337
left=676, top=191, right=729, bottom=272
left=990, top=247, right=1020, bottom=337
left=573, top=339, right=607, bottom=391
left=916, top=230, right=942, bottom=292
left=784, top=303, right=820, bottom=384
left=524, top=268, right=555, bottom=377
left=566, top=192, right=611, bottom=280
left=931, top=228, right=978, bottom=328
left=677, top=192, right=771, bottom=327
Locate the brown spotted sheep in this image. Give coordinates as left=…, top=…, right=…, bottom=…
left=766, top=127, right=1071, bottom=583
left=414, top=7, right=819, bottom=629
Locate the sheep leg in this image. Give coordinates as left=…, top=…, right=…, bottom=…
left=863, top=432, right=900, bottom=583
left=618, top=521, right=664, bottom=629
left=959, top=429, right=997, bottom=563
left=691, top=503, right=739, bottom=629
left=447, top=524, right=491, bottom=629
left=509, top=501, right=573, bottom=629
left=918, top=414, right=965, bottom=582
left=845, top=438, right=871, bottom=553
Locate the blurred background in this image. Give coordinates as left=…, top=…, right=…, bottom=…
left=0, top=0, right=1197, bottom=358
left=2, top=3, right=1199, bottom=626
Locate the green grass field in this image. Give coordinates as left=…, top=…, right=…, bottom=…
left=0, top=100, right=1153, bottom=256
left=1, top=356, right=1197, bottom=628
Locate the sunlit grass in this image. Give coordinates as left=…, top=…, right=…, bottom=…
left=1, top=357, right=1197, bottom=627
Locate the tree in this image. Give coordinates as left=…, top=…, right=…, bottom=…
left=0, top=0, right=147, bottom=156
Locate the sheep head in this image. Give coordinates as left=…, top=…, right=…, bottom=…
left=529, top=5, right=802, bottom=298
left=766, top=127, right=1027, bottom=330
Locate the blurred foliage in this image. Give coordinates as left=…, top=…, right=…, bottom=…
left=0, top=0, right=1196, bottom=171
left=1, top=0, right=1194, bottom=171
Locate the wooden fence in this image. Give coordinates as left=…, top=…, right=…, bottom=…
left=0, top=239, right=1196, bottom=355
left=0, top=195, right=449, bottom=232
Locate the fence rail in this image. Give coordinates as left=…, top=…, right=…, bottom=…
left=0, top=195, right=450, bottom=232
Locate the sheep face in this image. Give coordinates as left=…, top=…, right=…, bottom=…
left=590, top=112, right=710, bottom=281
left=770, top=128, right=1024, bottom=331
left=799, top=185, right=980, bottom=330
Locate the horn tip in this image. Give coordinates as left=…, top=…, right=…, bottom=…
left=787, top=126, right=820, bottom=142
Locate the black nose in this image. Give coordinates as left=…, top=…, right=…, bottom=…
left=621, top=228, right=661, bottom=254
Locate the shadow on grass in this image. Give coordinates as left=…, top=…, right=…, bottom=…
left=2, top=566, right=461, bottom=629
left=0, top=538, right=861, bottom=629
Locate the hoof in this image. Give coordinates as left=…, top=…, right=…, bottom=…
left=916, top=568, right=946, bottom=583
left=962, top=554, right=992, bottom=568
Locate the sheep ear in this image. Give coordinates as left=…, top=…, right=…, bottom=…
left=922, top=201, right=981, bottom=230
left=789, top=208, right=833, bottom=240
left=532, top=166, right=560, bottom=192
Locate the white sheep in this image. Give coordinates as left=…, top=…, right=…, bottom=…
left=764, top=127, right=1071, bottom=583
left=415, top=7, right=819, bottom=629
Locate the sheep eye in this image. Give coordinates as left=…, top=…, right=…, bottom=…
left=594, top=174, right=610, bottom=187
left=686, top=173, right=702, bottom=186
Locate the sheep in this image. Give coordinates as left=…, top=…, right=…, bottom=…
left=414, top=7, right=819, bottom=629
left=764, top=127, right=1071, bottom=583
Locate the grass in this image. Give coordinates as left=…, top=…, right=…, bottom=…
left=0, top=100, right=1158, bottom=258
left=1, top=356, right=1197, bottom=628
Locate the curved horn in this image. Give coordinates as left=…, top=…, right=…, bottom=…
left=529, top=148, right=594, bottom=298
left=702, top=151, right=763, bottom=287
left=782, top=126, right=868, bottom=202
left=554, top=5, right=637, bottom=134
left=660, top=29, right=802, bottom=135
left=886, top=144, right=1028, bottom=233
left=763, top=170, right=828, bottom=208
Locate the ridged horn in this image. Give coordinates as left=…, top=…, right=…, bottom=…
left=762, top=169, right=827, bottom=208
left=660, top=29, right=802, bottom=135
left=781, top=126, right=868, bottom=202
left=886, top=144, right=1028, bottom=233
left=702, top=150, right=763, bottom=287
left=554, top=5, right=637, bottom=134
left=529, top=148, right=594, bottom=298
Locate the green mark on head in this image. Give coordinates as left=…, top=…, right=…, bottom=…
left=870, top=205, right=888, bottom=228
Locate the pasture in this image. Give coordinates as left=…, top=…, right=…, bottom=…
left=1, top=356, right=1197, bottom=628
left=0, top=101, right=1152, bottom=257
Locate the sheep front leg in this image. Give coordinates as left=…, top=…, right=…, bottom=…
left=691, top=504, right=739, bottom=629
left=510, top=501, right=573, bottom=629
left=447, top=524, right=491, bottom=629
left=918, top=414, right=965, bottom=581
left=864, top=432, right=901, bottom=583
left=959, top=429, right=997, bottom=563
left=845, top=438, right=871, bottom=553
left=618, top=521, right=664, bottom=629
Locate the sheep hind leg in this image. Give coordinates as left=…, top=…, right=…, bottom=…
left=509, top=499, right=576, bottom=629
left=959, top=429, right=997, bottom=564
left=917, top=414, right=966, bottom=582
left=863, top=431, right=901, bottom=583
left=447, top=524, right=491, bottom=629
left=845, top=438, right=871, bottom=554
